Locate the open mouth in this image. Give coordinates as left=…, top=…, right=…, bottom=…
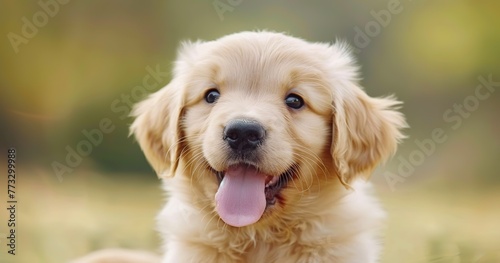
left=213, top=163, right=294, bottom=227
left=216, top=167, right=291, bottom=206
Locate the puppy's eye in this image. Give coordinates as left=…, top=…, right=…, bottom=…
left=205, top=89, right=220, bottom=104
left=285, top=94, right=304, bottom=109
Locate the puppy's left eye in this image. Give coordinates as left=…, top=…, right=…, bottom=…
left=205, top=89, right=220, bottom=104
left=285, top=94, right=304, bottom=109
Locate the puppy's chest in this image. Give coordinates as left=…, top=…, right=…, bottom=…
left=241, top=239, right=328, bottom=263
left=243, top=241, right=293, bottom=262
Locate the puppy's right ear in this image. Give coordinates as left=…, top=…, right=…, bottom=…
left=130, top=79, right=184, bottom=178
left=130, top=41, right=205, bottom=177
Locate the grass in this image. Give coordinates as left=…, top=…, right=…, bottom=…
left=1, top=168, right=499, bottom=263
left=379, top=184, right=500, bottom=262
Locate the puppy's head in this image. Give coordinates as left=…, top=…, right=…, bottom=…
left=131, top=31, right=406, bottom=228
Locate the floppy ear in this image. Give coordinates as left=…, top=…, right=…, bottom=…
left=130, top=79, right=184, bottom=178
left=332, top=85, right=406, bottom=185
left=129, top=41, right=205, bottom=178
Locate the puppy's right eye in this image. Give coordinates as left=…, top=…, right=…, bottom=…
left=205, top=89, right=220, bottom=104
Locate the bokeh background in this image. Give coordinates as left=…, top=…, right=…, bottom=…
left=1, top=0, right=499, bottom=262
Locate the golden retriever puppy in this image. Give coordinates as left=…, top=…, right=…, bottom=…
left=130, top=31, right=406, bottom=263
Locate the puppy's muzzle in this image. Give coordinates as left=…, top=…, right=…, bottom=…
left=223, top=119, right=266, bottom=153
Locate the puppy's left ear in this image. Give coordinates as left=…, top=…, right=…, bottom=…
left=130, top=79, right=185, bottom=178
left=332, top=85, right=406, bottom=185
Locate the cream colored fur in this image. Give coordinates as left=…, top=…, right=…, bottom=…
left=74, top=31, right=406, bottom=263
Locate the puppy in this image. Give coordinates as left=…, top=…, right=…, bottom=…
left=131, top=31, right=406, bottom=263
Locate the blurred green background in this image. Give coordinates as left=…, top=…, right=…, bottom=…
left=0, top=0, right=499, bottom=262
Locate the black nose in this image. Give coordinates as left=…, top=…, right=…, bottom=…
left=223, top=119, right=265, bottom=152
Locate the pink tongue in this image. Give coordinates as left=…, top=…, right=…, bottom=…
left=215, top=165, right=267, bottom=227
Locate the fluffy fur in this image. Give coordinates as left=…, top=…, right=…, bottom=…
left=82, top=31, right=406, bottom=263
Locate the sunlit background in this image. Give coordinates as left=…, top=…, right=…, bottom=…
left=0, top=1, right=499, bottom=262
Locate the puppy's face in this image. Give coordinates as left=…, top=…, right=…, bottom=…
left=131, top=32, right=405, bottom=228
left=183, top=41, right=333, bottom=227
